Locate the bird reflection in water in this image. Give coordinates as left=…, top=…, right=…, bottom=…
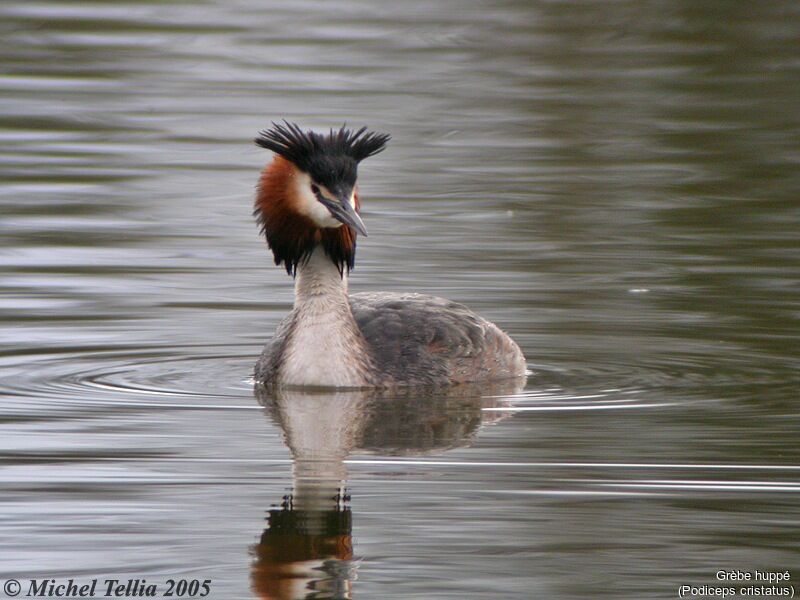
left=250, top=378, right=524, bottom=600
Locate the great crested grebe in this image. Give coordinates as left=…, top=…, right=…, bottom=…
left=252, top=122, right=526, bottom=388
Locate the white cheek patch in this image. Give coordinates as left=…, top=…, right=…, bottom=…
left=292, top=171, right=342, bottom=228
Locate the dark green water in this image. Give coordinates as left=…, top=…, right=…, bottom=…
left=1, top=1, right=799, bottom=598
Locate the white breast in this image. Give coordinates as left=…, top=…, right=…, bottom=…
left=279, top=303, right=366, bottom=387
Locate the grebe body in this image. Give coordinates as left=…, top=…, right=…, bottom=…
left=252, top=122, right=526, bottom=388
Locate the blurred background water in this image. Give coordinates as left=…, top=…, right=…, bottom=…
left=1, top=0, right=799, bottom=598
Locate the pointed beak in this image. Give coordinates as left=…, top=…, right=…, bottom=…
left=328, top=194, right=368, bottom=237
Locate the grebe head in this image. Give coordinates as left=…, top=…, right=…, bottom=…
left=254, top=121, right=390, bottom=276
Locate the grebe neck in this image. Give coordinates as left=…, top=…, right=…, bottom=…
left=279, top=245, right=374, bottom=387
left=294, top=244, right=349, bottom=307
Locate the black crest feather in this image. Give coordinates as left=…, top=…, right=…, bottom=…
left=255, top=121, right=390, bottom=187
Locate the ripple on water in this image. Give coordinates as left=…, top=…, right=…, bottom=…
left=0, top=345, right=258, bottom=416
left=0, top=342, right=776, bottom=420
left=0, top=346, right=796, bottom=503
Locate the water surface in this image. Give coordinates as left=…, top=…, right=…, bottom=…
left=1, top=1, right=799, bottom=598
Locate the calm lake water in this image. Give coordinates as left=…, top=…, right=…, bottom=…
left=1, top=1, right=799, bottom=598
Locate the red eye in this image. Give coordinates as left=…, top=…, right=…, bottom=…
left=310, top=184, right=320, bottom=195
